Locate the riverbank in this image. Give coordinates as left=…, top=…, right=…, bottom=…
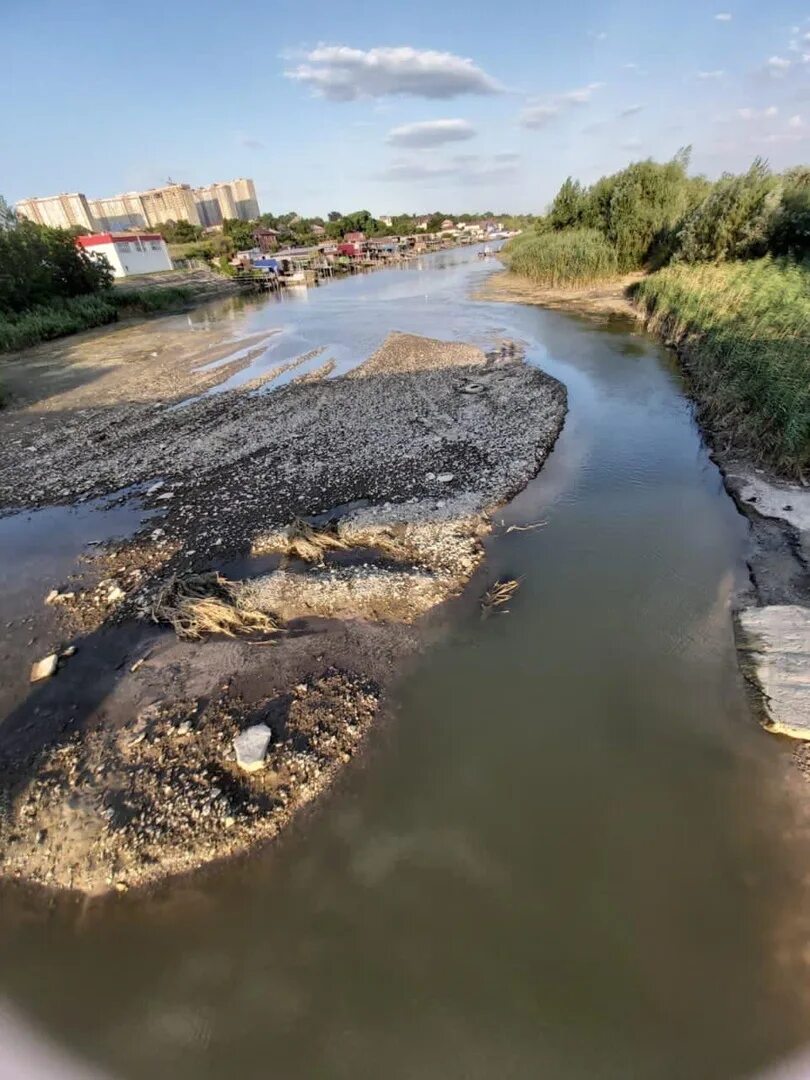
left=0, top=327, right=565, bottom=894
left=0, top=269, right=240, bottom=358
left=474, top=268, right=642, bottom=319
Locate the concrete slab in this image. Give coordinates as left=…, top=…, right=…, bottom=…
left=737, top=605, right=810, bottom=739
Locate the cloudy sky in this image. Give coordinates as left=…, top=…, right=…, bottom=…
left=2, top=0, right=809, bottom=216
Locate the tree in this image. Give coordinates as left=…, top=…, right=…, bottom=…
left=549, top=178, right=588, bottom=231
left=327, top=210, right=342, bottom=222
left=222, top=217, right=257, bottom=251
left=0, top=210, right=112, bottom=316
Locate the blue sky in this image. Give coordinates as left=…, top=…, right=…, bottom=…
left=2, top=0, right=809, bottom=216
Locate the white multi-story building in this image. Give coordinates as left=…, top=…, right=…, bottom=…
left=193, top=181, right=239, bottom=227
left=17, top=178, right=260, bottom=232
left=76, top=232, right=172, bottom=277
left=16, top=193, right=95, bottom=231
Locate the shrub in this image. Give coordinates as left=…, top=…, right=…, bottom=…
left=674, top=159, right=781, bottom=263
left=769, top=167, right=810, bottom=257
left=503, top=228, right=618, bottom=287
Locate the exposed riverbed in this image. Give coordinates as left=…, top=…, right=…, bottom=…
left=2, top=246, right=810, bottom=1078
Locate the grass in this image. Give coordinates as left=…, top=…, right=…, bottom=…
left=0, top=285, right=200, bottom=353
left=633, top=256, right=810, bottom=476
left=502, top=227, right=619, bottom=288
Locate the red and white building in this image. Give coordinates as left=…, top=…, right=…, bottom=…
left=76, top=232, right=172, bottom=278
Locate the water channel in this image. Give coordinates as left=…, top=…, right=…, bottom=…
left=2, top=246, right=810, bottom=1078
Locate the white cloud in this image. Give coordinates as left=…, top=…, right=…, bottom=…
left=737, top=105, right=779, bottom=119
left=766, top=55, right=792, bottom=75
left=715, top=12, right=732, bottom=20
left=559, top=81, right=605, bottom=104
left=520, top=104, right=561, bottom=128
left=788, top=113, right=806, bottom=128
left=379, top=154, right=518, bottom=184
left=697, top=70, right=725, bottom=80
left=238, top=135, right=265, bottom=149
left=620, top=137, right=643, bottom=150
left=386, top=119, right=476, bottom=147
left=285, top=45, right=502, bottom=101
left=520, top=82, right=604, bottom=130
left=623, top=62, right=639, bottom=70
left=619, top=104, right=644, bottom=117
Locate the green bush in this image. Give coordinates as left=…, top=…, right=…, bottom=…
left=769, top=167, right=810, bottom=257
left=503, top=228, right=619, bottom=286
left=0, top=215, right=112, bottom=315
left=633, top=257, right=810, bottom=474
left=674, top=159, right=781, bottom=263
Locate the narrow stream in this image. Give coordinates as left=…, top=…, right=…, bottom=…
left=2, top=248, right=810, bottom=1079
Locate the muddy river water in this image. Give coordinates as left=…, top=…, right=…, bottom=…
left=3, top=246, right=810, bottom=1078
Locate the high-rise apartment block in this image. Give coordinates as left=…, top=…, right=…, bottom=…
left=17, top=179, right=260, bottom=231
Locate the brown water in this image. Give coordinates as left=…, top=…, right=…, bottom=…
left=2, top=247, right=810, bottom=1079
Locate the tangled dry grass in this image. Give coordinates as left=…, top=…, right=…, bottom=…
left=150, top=572, right=282, bottom=640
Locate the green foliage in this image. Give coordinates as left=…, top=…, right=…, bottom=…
left=222, top=217, right=257, bottom=250
left=675, top=159, right=781, bottom=263
left=0, top=216, right=112, bottom=315
left=152, top=219, right=203, bottom=244
left=549, top=178, right=588, bottom=230
left=502, top=227, right=618, bottom=287
left=633, top=257, right=810, bottom=475
left=769, top=167, right=810, bottom=257
left=0, top=286, right=198, bottom=352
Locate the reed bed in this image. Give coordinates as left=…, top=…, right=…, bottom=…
left=633, top=257, right=810, bottom=476
left=502, top=228, right=619, bottom=288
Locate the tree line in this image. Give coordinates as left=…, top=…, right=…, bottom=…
left=509, top=151, right=809, bottom=286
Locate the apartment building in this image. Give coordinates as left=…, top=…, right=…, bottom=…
left=15, top=192, right=95, bottom=231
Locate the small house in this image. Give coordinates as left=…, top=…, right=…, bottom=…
left=76, top=232, right=172, bottom=278
left=254, top=228, right=280, bottom=253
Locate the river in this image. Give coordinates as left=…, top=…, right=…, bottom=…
left=2, top=246, right=810, bottom=1079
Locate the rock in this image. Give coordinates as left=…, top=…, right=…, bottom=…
left=150, top=528, right=165, bottom=540
left=106, top=585, right=125, bottom=604
left=233, top=724, right=273, bottom=772
left=30, top=654, right=57, bottom=682
left=45, top=589, right=59, bottom=605
left=437, top=473, right=454, bottom=483
left=146, top=481, right=164, bottom=495
left=737, top=605, right=810, bottom=738
left=425, top=472, right=436, bottom=481
left=60, top=645, right=77, bottom=658
left=157, top=492, right=174, bottom=501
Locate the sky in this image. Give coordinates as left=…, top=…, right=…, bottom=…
left=2, top=0, right=809, bottom=216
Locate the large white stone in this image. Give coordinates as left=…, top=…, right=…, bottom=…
left=233, top=724, right=273, bottom=772
left=737, top=605, right=810, bottom=739
left=30, top=654, right=57, bottom=682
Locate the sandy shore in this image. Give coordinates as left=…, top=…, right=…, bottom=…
left=473, top=269, right=643, bottom=319
left=0, top=328, right=565, bottom=894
